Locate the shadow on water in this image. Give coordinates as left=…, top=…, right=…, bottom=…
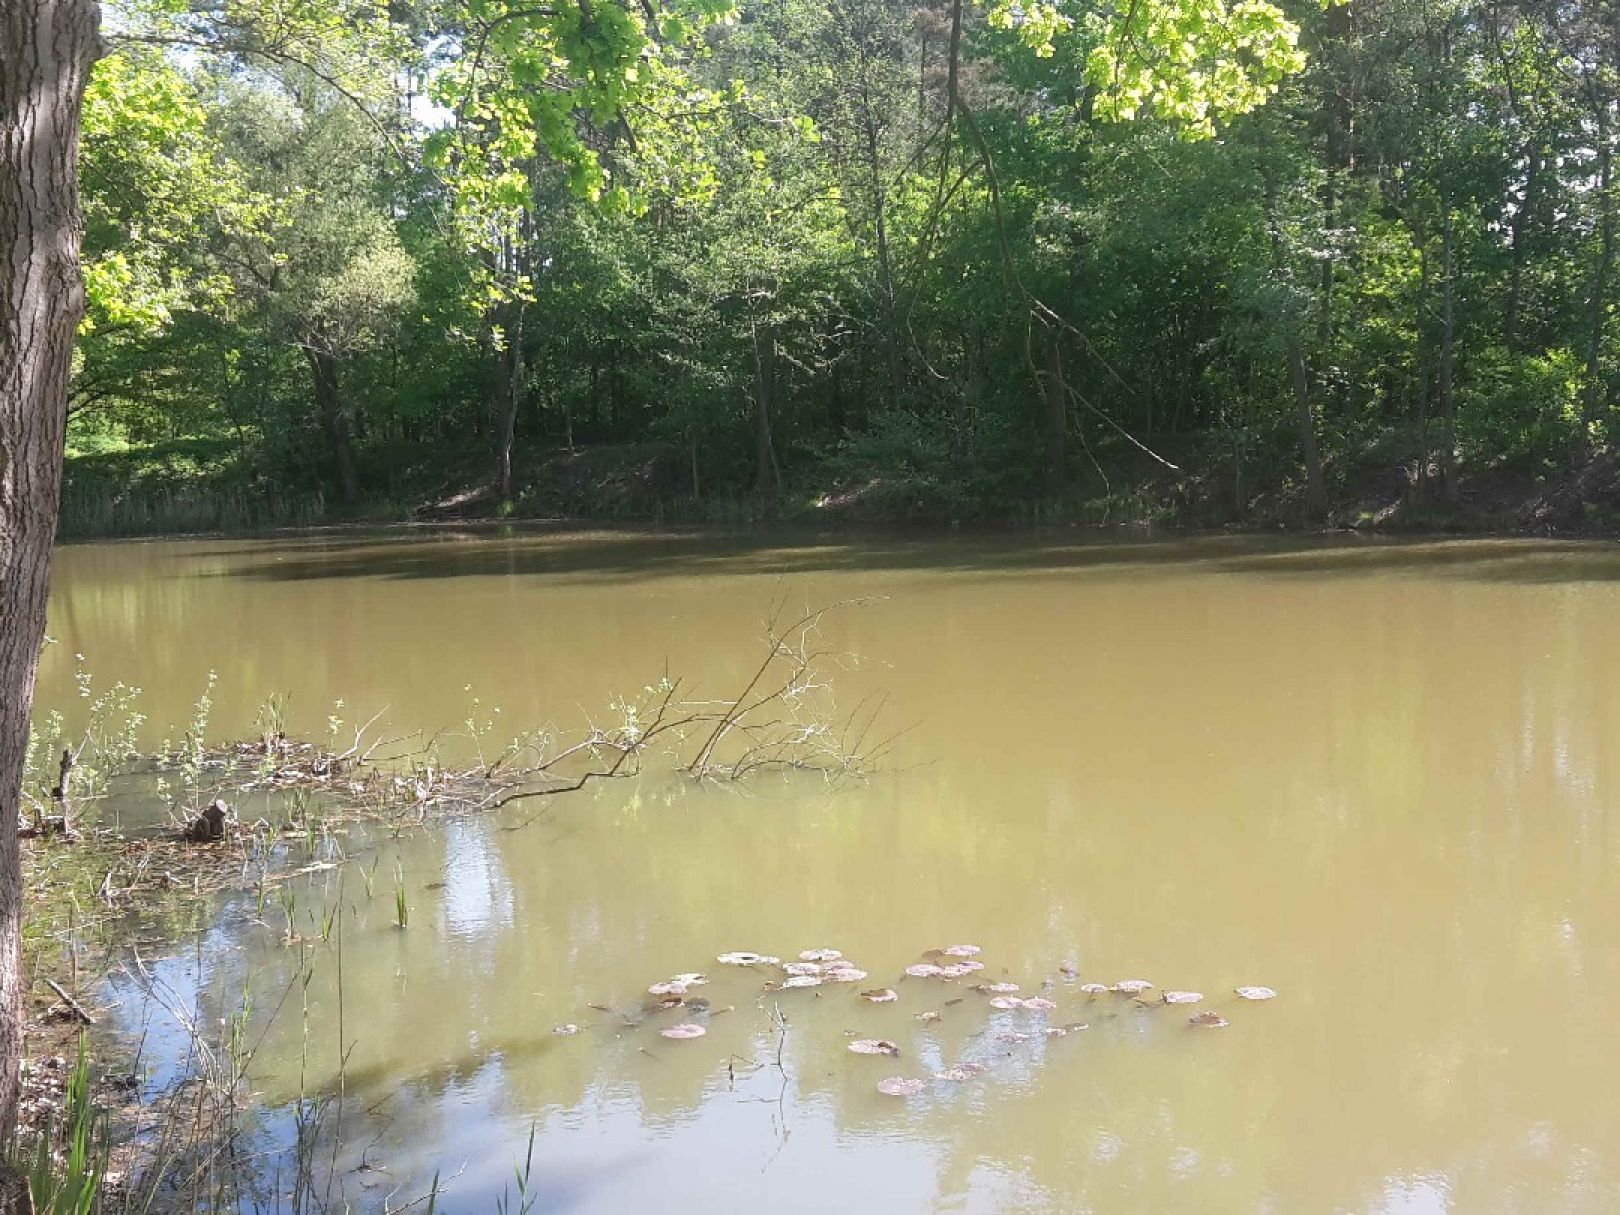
left=170, top=524, right=1620, bottom=588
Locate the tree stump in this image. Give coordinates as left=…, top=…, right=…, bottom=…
left=183, top=799, right=229, bottom=844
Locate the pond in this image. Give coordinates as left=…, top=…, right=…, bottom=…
left=35, top=527, right=1620, bottom=1213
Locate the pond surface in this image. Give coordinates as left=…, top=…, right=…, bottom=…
left=36, top=528, right=1620, bottom=1213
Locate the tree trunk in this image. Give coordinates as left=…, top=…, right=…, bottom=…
left=1261, top=151, right=1327, bottom=523
left=1439, top=210, right=1458, bottom=502
left=496, top=300, right=525, bottom=502
left=1316, top=0, right=1352, bottom=352
left=1586, top=102, right=1614, bottom=428
left=1042, top=329, right=1066, bottom=501
left=0, top=0, right=100, bottom=1146
left=1286, top=329, right=1328, bottom=522
left=306, top=348, right=359, bottom=504
left=751, top=319, right=778, bottom=495
left=860, top=90, right=904, bottom=411
left=1504, top=146, right=1540, bottom=350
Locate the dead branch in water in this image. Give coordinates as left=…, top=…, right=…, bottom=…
left=23, top=598, right=892, bottom=913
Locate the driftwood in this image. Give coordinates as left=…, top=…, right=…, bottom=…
left=44, top=977, right=96, bottom=1026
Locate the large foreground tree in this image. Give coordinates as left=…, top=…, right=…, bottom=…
left=0, top=0, right=101, bottom=1149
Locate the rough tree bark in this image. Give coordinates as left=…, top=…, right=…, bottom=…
left=0, top=0, right=101, bottom=1148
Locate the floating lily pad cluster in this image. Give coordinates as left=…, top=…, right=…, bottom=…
left=581, top=943, right=1279, bottom=1100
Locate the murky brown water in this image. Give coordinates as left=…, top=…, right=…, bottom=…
left=36, top=528, right=1620, bottom=1212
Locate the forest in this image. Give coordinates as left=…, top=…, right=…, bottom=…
left=58, top=0, right=1620, bottom=534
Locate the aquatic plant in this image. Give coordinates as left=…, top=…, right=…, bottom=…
left=21, top=1034, right=103, bottom=1215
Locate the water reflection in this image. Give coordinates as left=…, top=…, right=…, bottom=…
left=45, top=531, right=1620, bottom=1212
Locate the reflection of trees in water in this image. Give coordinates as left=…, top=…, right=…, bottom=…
left=94, top=553, right=1620, bottom=1211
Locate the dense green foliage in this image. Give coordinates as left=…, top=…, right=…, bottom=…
left=67, top=0, right=1620, bottom=532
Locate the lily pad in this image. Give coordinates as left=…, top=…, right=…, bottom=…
left=1111, top=980, right=1154, bottom=994
left=782, top=975, right=822, bottom=989
left=718, top=952, right=779, bottom=966
left=989, top=996, right=1024, bottom=1010
left=849, top=1038, right=901, bottom=1056
left=861, top=988, right=899, bottom=1004
left=1235, top=986, right=1277, bottom=1001
left=938, top=963, right=977, bottom=979
left=553, top=1024, right=580, bottom=1036
left=877, top=1076, right=926, bottom=1097
left=1078, top=983, right=1109, bottom=995
left=783, top=962, right=823, bottom=977
left=980, top=982, right=1020, bottom=994
left=670, top=973, right=708, bottom=987
left=1022, top=996, right=1057, bottom=1011
left=904, top=963, right=945, bottom=978
left=941, top=945, right=981, bottom=957
left=660, top=1024, right=706, bottom=1039
left=800, top=949, right=843, bottom=962
left=1188, top=1011, right=1229, bottom=1028
left=1162, top=991, right=1203, bottom=1005
left=648, top=981, right=688, bottom=996
left=822, top=968, right=868, bottom=983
